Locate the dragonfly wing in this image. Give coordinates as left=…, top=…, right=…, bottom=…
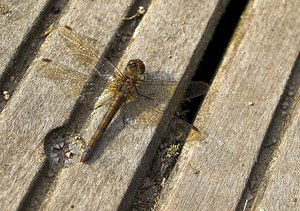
left=168, top=117, right=208, bottom=142
left=123, top=77, right=178, bottom=125
left=38, top=58, right=117, bottom=103
left=139, top=78, right=209, bottom=102
left=124, top=92, right=165, bottom=127
left=56, top=25, right=99, bottom=70
left=35, top=58, right=88, bottom=99
left=124, top=78, right=180, bottom=127
left=56, top=25, right=124, bottom=77
left=138, top=78, right=178, bottom=102
left=184, top=81, right=210, bottom=100
left=124, top=93, right=207, bottom=142
left=124, top=78, right=209, bottom=142
left=93, top=90, right=116, bottom=109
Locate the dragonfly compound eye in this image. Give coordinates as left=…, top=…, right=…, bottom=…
left=130, top=63, right=137, bottom=69
left=127, top=59, right=145, bottom=75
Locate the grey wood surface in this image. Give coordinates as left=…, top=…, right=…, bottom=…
left=42, top=0, right=229, bottom=210
left=2, top=0, right=299, bottom=210
left=158, top=0, right=300, bottom=210
left=252, top=60, right=300, bottom=210
left=0, top=0, right=50, bottom=79
left=0, top=1, right=134, bottom=210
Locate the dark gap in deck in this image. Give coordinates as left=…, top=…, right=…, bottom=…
left=20, top=0, right=152, bottom=210
left=17, top=161, right=55, bottom=211
left=186, top=0, right=249, bottom=121
left=237, top=54, right=300, bottom=211
left=130, top=0, right=249, bottom=210
left=0, top=0, right=68, bottom=113
left=15, top=1, right=78, bottom=210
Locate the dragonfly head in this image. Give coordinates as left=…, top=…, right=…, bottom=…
left=125, top=59, right=145, bottom=78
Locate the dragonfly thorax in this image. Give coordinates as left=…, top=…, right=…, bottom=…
left=116, top=59, right=145, bottom=99
left=118, top=77, right=139, bottom=94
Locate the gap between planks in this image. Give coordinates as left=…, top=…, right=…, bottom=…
left=158, top=0, right=300, bottom=210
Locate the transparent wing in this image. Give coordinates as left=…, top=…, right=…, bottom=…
left=116, top=76, right=177, bottom=128
left=34, top=58, right=88, bottom=99
left=93, top=87, right=117, bottom=109
left=56, top=25, right=99, bottom=69
left=123, top=78, right=209, bottom=142
left=140, top=77, right=209, bottom=101
left=37, top=58, right=116, bottom=101
left=56, top=25, right=123, bottom=77
left=138, top=79, right=178, bottom=102
left=124, top=92, right=207, bottom=142
left=168, top=117, right=208, bottom=142
left=184, top=81, right=210, bottom=100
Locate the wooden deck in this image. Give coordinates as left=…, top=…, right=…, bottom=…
left=0, top=0, right=299, bottom=210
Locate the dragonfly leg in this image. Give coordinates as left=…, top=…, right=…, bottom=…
left=120, top=105, right=127, bottom=129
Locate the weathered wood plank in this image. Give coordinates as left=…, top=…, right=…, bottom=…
left=0, top=1, right=134, bottom=209
left=158, top=0, right=300, bottom=210
left=252, top=60, right=300, bottom=210
left=43, top=0, right=229, bottom=210
left=0, top=0, right=50, bottom=79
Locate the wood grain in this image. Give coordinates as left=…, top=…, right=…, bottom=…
left=42, top=0, right=229, bottom=210
left=0, top=1, right=134, bottom=210
left=158, top=0, right=300, bottom=210
left=252, top=60, right=300, bottom=210
left=0, top=0, right=50, bottom=79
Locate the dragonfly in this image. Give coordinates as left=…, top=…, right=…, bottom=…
left=39, top=25, right=209, bottom=163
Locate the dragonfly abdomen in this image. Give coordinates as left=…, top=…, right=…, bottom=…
left=81, top=93, right=127, bottom=162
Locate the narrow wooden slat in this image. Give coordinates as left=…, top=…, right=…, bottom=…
left=0, top=1, right=134, bottom=209
left=43, top=0, right=229, bottom=210
left=0, top=0, right=50, bottom=78
left=159, top=0, right=300, bottom=210
left=253, top=61, right=300, bottom=210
